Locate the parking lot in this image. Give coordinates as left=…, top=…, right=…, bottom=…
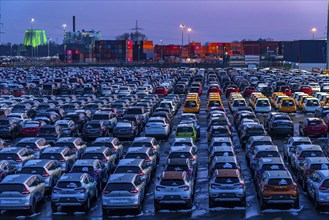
left=0, top=67, right=328, bottom=220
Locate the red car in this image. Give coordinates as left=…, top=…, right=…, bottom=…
left=299, top=118, right=328, bottom=137
left=22, top=120, right=46, bottom=137
left=207, top=84, right=221, bottom=95
left=190, top=86, right=202, bottom=96
left=225, top=86, right=239, bottom=98
left=299, top=85, right=313, bottom=96
left=243, top=86, right=256, bottom=98
left=154, top=86, right=168, bottom=96
left=279, top=85, right=292, bottom=96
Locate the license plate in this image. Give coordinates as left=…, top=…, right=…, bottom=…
left=1, top=199, right=18, bottom=204
left=113, top=199, right=128, bottom=203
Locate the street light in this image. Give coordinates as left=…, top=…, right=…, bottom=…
left=311, top=27, right=317, bottom=39
left=160, top=40, right=163, bottom=61
left=47, top=38, right=51, bottom=57
left=180, top=24, right=185, bottom=60
left=187, top=28, right=192, bottom=59
left=30, top=18, right=34, bottom=57
left=62, top=24, right=67, bottom=63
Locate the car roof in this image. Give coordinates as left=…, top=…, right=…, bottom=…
left=161, top=171, right=185, bottom=180
left=297, top=144, right=322, bottom=151
left=0, top=147, right=24, bottom=153
left=305, top=157, right=329, bottom=163
left=126, top=147, right=149, bottom=153
left=213, top=156, right=237, bottom=163
left=259, top=157, right=284, bottom=164
left=215, top=169, right=240, bottom=178
left=117, top=159, right=144, bottom=166
left=57, top=137, right=79, bottom=143
left=1, top=174, right=34, bottom=184
left=59, top=173, right=86, bottom=181
left=18, top=137, right=44, bottom=143
left=107, top=173, right=137, bottom=183
left=133, top=137, right=154, bottom=142
left=249, top=136, right=272, bottom=141
left=289, top=137, right=311, bottom=142
left=23, top=159, right=52, bottom=167
left=94, top=137, right=117, bottom=143
left=84, top=147, right=107, bottom=153
left=73, top=159, right=98, bottom=166
left=265, top=170, right=292, bottom=179
left=42, top=147, right=67, bottom=153
left=254, top=145, right=278, bottom=151
left=167, top=158, right=189, bottom=165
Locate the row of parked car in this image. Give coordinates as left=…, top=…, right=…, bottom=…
left=218, top=68, right=329, bottom=210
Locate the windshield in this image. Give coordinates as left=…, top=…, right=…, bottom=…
left=215, top=177, right=239, bottom=184
left=255, top=151, right=280, bottom=158
left=268, top=178, right=293, bottom=186
left=82, top=153, right=105, bottom=160
left=160, top=179, right=185, bottom=186
left=105, top=183, right=134, bottom=191
left=169, top=152, right=192, bottom=159
left=215, top=162, right=237, bottom=169
left=256, top=100, right=269, bottom=107
left=166, top=165, right=188, bottom=172
left=177, top=127, right=193, bottom=133
left=21, top=167, right=46, bottom=175
left=57, top=181, right=81, bottom=188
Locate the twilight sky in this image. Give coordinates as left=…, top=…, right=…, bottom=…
left=1, top=0, right=328, bottom=44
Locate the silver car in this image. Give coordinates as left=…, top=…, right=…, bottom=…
left=15, top=137, right=51, bottom=159
left=21, top=159, right=62, bottom=192
left=144, top=117, right=171, bottom=139
left=154, top=171, right=194, bottom=211
left=124, top=147, right=157, bottom=170
left=114, top=159, right=152, bottom=184
left=0, top=174, right=45, bottom=214
left=0, top=147, right=35, bottom=171
left=208, top=169, right=246, bottom=207
left=283, top=137, right=312, bottom=163
left=51, top=173, right=98, bottom=212
left=102, top=173, right=146, bottom=215
left=306, top=170, right=329, bottom=209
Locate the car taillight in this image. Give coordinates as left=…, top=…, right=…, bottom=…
left=263, top=185, right=270, bottom=191
left=319, top=185, right=329, bottom=191
left=145, top=158, right=151, bottom=162
left=99, top=128, right=104, bottom=131
left=60, top=157, right=66, bottom=162
left=33, top=147, right=40, bottom=151
left=102, top=157, right=108, bottom=162
left=179, top=185, right=189, bottom=191
left=42, top=172, right=50, bottom=177
left=211, top=183, right=221, bottom=189
left=103, top=190, right=111, bottom=194
left=130, top=188, right=139, bottom=194
left=16, top=158, right=22, bottom=162
left=156, top=186, right=165, bottom=191
left=297, top=156, right=304, bottom=160
left=76, top=187, right=86, bottom=193
left=234, top=182, right=245, bottom=188
left=21, top=189, right=30, bottom=194
left=138, top=171, right=145, bottom=176
left=190, top=157, right=195, bottom=161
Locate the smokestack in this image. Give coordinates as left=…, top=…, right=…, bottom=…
left=73, top=16, right=76, bottom=32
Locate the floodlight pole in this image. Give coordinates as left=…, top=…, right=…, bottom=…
left=327, top=0, right=329, bottom=69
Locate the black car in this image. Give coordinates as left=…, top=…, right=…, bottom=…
left=37, top=124, right=63, bottom=143
left=113, top=121, right=139, bottom=140
left=0, top=118, right=22, bottom=139
left=82, top=120, right=108, bottom=141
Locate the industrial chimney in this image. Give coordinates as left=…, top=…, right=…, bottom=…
left=73, top=16, right=76, bottom=32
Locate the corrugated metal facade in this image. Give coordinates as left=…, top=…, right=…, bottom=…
left=283, top=40, right=326, bottom=63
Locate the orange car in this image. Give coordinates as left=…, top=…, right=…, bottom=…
left=257, top=170, right=299, bottom=210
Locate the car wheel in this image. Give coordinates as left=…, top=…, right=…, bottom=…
left=29, top=199, right=36, bottom=214
left=314, top=195, right=321, bottom=210
left=154, top=202, right=161, bottom=212
left=83, top=197, right=91, bottom=213
left=293, top=198, right=299, bottom=209
left=240, top=196, right=246, bottom=207
left=102, top=208, right=108, bottom=216
left=51, top=203, right=57, bottom=212
left=209, top=198, right=216, bottom=208
left=260, top=197, right=267, bottom=210
left=186, top=199, right=193, bottom=209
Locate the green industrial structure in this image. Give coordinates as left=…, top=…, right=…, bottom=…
left=23, top=29, right=47, bottom=47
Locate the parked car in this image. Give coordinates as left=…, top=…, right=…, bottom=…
left=0, top=174, right=45, bottom=214
left=51, top=173, right=98, bottom=212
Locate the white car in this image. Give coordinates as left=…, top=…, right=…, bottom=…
left=144, top=117, right=171, bottom=139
